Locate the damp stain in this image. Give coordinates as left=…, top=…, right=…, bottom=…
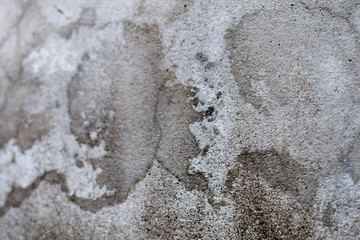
left=0, top=82, right=49, bottom=152
left=225, top=9, right=325, bottom=114
left=68, top=21, right=164, bottom=211
left=237, top=149, right=317, bottom=210
left=225, top=19, right=264, bottom=110
left=68, top=20, right=207, bottom=212
left=0, top=171, right=68, bottom=217
left=140, top=169, right=210, bottom=239
left=224, top=149, right=316, bottom=238
left=156, top=83, right=208, bottom=192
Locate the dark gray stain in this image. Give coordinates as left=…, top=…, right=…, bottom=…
left=236, top=149, right=318, bottom=211
left=75, top=159, right=84, bottom=168
left=195, top=52, right=215, bottom=70
left=68, top=21, right=163, bottom=211
left=344, top=134, right=360, bottom=183
left=68, top=53, right=113, bottom=147
left=0, top=82, right=49, bottom=151
left=157, top=83, right=208, bottom=192
left=230, top=172, right=314, bottom=239
left=322, top=202, right=335, bottom=229
left=68, top=21, right=207, bottom=212
left=224, top=149, right=316, bottom=238
left=140, top=173, right=209, bottom=239
left=223, top=7, right=360, bottom=238
left=225, top=21, right=264, bottom=110
left=78, top=8, right=96, bottom=26
left=298, top=0, right=360, bottom=18
left=0, top=171, right=68, bottom=217
left=225, top=9, right=326, bottom=114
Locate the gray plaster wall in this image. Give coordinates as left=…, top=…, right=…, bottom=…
left=0, top=0, right=359, bottom=239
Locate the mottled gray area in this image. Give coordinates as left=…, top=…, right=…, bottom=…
left=68, top=21, right=164, bottom=210
left=0, top=0, right=359, bottom=239
left=157, top=83, right=208, bottom=192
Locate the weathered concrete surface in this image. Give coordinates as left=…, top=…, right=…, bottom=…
left=0, top=0, right=359, bottom=239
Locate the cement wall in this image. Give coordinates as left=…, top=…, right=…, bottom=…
left=0, top=0, right=359, bottom=239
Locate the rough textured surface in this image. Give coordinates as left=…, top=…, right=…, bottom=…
left=0, top=0, right=359, bottom=239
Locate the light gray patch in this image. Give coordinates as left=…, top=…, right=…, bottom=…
left=0, top=0, right=53, bottom=82
left=137, top=0, right=193, bottom=24
left=68, top=53, right=114, bottom=147
left=59, top=8, right=96, bottom=39
left=225, top=7, right=360, bottom=113
left=79, top=8, right=96, bottom=26
left=226, top=18, right=264, bottom=111
left=157, top=83, right=208, bottom=192
left=298, top=0, right=360, bottom=17
left=68, top=22, right=163, bottom=211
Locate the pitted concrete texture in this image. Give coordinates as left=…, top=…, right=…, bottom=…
left=0, top=0, right=359, bottom=239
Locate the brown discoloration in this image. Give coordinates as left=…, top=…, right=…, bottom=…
left=14, top=113, right=49, bottom=150
left=167, top=0, right=192, bottom=23
left=75, top=159, right=84, bottom=168
left=0, top=171, right=68, bottom=217
left=226, top=7, right=360, bottom=115
left=223, top=7, right=360, bottom=238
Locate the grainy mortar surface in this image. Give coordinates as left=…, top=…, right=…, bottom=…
left=0, top=0, right=359, bottom=239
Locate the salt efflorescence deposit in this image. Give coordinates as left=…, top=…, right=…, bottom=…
left=0, top=0, right=359, bottom=239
